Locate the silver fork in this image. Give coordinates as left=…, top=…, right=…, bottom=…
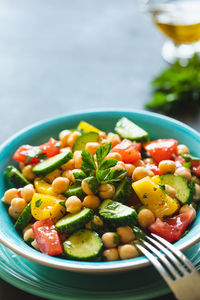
left=135, top=233, right=200, bottom=300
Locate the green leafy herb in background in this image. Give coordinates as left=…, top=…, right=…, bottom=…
left=145, top=54, right=200, bottom=113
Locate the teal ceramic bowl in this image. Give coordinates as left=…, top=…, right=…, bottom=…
left=0, top=109, right=200, bottom=274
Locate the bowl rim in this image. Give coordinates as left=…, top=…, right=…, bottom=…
left=0, top=108, right=200, bottom=273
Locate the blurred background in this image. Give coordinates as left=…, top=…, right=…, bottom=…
left=0, top=0, right=200, bottom=299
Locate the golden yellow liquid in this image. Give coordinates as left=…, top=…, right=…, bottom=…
left=152, top=1, right=200, bottom=44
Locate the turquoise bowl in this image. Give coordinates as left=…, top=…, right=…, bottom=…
left=0, top=109, right=200, bottom=274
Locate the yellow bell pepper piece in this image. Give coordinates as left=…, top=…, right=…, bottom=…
left=132, top=177, right=179, bottom=219
left=34, top=178, right=57, bottom=196
left=78, top=121, right=100, bottom=133
left=151, top=175, right=161, bottom=185
left=31, top=193, right=66, bottom=221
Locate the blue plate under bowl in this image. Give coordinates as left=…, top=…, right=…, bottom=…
left=0, top=109, right=200, bottom=275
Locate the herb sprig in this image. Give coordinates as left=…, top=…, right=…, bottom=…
left=81, top=143, right=127, bottom=184
left=145, top=54, right=200, bottom=113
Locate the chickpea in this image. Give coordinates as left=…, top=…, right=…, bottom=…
left=31, top=239, right=40, bottom=251
left=11, top=197, right=27, bottom=213
left=19, top=162, right=25, bottom=171
left=118, top=244, right=139, bottom=260
left=138, top=209, right=155, bottom=228
left=60, top=147, right=71, bottom=154
left=44, top=169, right=61, bottom=184
left=175, top=167, right=192, bottom=182
left=143, top=158, right=155, bottom=165
left=158, top=160, right=176, bottom=174
left=61, top=158, right=75, bottom=170
left=67, top=131, right=81, bottom=148
left=65, top=196, right=82, bottom=214
left=2, top=188, right=18, bottom=205
left=85, top=142, right=99, bottom=155
left=98, top=131, right=107, bottom=141
left=59, top=129, right=71, bottom=147
left=125, top=164, right=136, bottom=177
left=74, top=151, right=82, bottom=169
left=8, top=206, right=20, bottom=219
left=23, top=228, right=34, bottom=243
left=102, top=232, right=120, bottom=248
left=98, top=184, right=115, bottom=199
left=22, top=165, right=36, bottom=181
left=193, top=183, right=200, bottom=202
left=132, top=167, right=154, bottom=182
left=165, top=184, right=176, bottom=198
left=107, top=132, right=121, bottom=147
left=177, top=144, right=190, bottom=155
left=83, top=195, right=100, bottom=210
left=81, top=180, right=93, bottom=195
left=134, top=159, right=145, bottom=167
left=21, top=184, right=35, bottom=203
left=106, top=152, right=122, bottom=161
left=52, top=177, right=70, bottom=194
left=117, top=226, right=135, bottom=243
left=112, top=161, right=126, bottom=172
left=180, top=204, right=196, bottom=223
left=103, top=248, right=119, bottom=261
left=62, top=170, right=75, bottom=183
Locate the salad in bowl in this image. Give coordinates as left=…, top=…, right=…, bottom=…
left=2, top=116, right=200, bottom=263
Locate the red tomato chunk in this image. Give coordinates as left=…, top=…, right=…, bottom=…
left=111, top=139, right=141, bottom=163
left=13, top=138, right=60, bottom=164
left=32, top=218, right=63, bottom=256
left=148, top=210, right=193, bottom=242
left=144, top=139, right=178, bottom=163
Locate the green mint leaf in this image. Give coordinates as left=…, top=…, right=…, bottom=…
left=25, top=147, right=42, bottom=164
left=181, top=153, right=200, bottom=162
left=113, top=233, right=120, bottom=245
left=59, top=201, right=66, bottom=207
left=99, top=159, right=117, bottom=170
left=35, top=199, right=43, bottom=207
left=96, top=169, right=110, bottom=183
left=183, top=162, right=192, bottom=168
left=72, top=170, right=86, bottom=181
left=159, top=184, right=170, bottom=195
left=37, top=152, right=47, bottom=160
left=96, top=143, right=112, bottom=167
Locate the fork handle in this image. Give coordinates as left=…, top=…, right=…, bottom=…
left=169, top=270, right=200, bottom=300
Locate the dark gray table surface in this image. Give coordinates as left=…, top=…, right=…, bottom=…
left=0, top=0, right=199, bottom=299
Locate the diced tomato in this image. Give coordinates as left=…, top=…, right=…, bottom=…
left=148, top=210, right=193, bottom=242
left=13, top=145, right=40, bottom=164
left=144, top=139, right=178, bottom=163
left=145, top=163, right=162, bottom=175
left=32, top=218, right=63, bottom=256
left=111, top=139, right=141, bottom=163
left=133, top=142, right=142, bottom=152
left=39, top=138, right=60, bottom=158
left=13, top=138, right=60, bottom=165
left=191, top=161, right=200, bottom=177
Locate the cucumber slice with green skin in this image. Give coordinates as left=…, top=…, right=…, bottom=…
left=5, top=165, right=30, bottom=188
left=14, top=202, right=32, bottom=232
left=64, top=182, right=85, bottom=198
left=115, top=117, right=149, bottom=142
left=33, top=151, right=72, bottom=176
left=72, top=132, right=99, bottom=153
left=63, top=229, right=103, bottom=261
left=56, top=208, right=94, bottom=234
left=85, top=215, right=105, bottom=233
left=113, top=176, right=133, bottom=204
left=99, top=199, right=138, bottom=227
left=83, top=176, right=99, bottom=194
left=160, top=174, right=192, bottom=204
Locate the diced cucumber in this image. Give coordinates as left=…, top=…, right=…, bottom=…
left=14, top=203, right=32, bottom=232
left=113, top=176, right=133, bottom=204
left=83, top=176, right=99, bottom=194
left=85, top=215, right=105, bottom=233
left=63, top=182, right=85, bottom=198
left=33, top=151, right=72, bottom=176
left=72, top=132, right=99, bottom=153
left=5, top=165, right=30, bottom=188
left=115, top=117, right=149, bottom=142
left=99, top=199, right=137, bottom=227
left=160, top=174, right=192, bottom=204
left=63, top=229, right=103, bottom=261
left=56, top=208, right=94, bottom=234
